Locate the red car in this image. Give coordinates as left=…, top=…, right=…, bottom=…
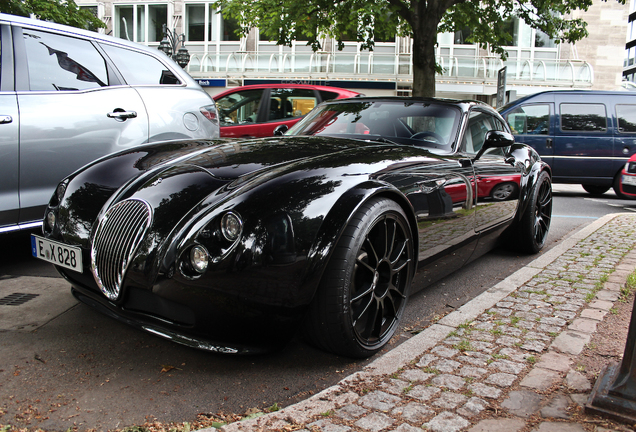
left=620, top=153, right=636, bottom=198
left=213, top=84, right=359, bottom=138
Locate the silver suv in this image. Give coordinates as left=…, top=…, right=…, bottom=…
left=0, top=13, right=220, bottom=233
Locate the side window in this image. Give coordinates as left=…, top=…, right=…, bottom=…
left=215, top=89, right=263, bottom=125
left=505, top=104, right=550, bottom=135
left=23, top=29, right=108, bottom=91
left=100, top=44, right=181, bottom=85
left=616, top=104, right=636, bottom=133
left=319, top=90, right=339, bottom=101
left=268, top=88, right=317, bottom=121
left=560, top=103, right=607, bottom=132
left=461, top=111, right=495, bottom=155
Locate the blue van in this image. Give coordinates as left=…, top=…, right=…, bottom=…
left=499, top=90, right=636, bottom=198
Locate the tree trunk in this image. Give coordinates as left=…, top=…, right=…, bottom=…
left=410, top=12, right=439, bottom=97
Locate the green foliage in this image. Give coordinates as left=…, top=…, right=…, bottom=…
left=213, top=0, right=622, bottom=96
left=0, top=0, right=105, bottom=30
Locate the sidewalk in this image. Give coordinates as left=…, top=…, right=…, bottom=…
left=206, top=213, right=636, bottom=432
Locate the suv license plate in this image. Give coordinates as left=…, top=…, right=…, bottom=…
left=31, top=234, right=83, bottom=273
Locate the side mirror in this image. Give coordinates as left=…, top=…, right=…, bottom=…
left=273, top=125, right=289, bottom=136
left=473, top=130, right=514, bottom=161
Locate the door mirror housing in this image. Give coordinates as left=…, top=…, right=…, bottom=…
left=473, top=130, right=514, bottom=161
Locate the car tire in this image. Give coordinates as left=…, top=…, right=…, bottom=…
left=612, top=172, right=636, bottom=200
left=490, top=182, right=517, bottom=201
left=514, top=171, right=552, bottom=254
left=582, top=184, right=610, bottom=195
left=304, top=197, right=414, bottom=358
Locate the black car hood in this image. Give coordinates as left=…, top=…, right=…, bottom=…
left=175, top=136, right=383, bottom=180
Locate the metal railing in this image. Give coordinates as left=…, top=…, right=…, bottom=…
left=185, top=51, right=593, bottom=87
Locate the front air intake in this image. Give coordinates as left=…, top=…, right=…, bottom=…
left=91, top=199, right=152, bottom=301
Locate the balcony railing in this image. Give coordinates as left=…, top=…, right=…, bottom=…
left=185, top=51, right=594, bottom=87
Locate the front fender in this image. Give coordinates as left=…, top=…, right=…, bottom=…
left=508, top=143, right=551, bottom=226
left=298, top=181, right=418, bottom=305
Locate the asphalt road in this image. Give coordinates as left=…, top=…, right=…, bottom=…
left=1, top=184, right=634, bottom=431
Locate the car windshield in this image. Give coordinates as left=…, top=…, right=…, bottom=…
left=287, top=100, right=461, bottom=150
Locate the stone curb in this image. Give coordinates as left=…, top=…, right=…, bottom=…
left=211, top=213, right=634, bottom=432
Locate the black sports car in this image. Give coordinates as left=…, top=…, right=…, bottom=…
left=32, top=97, right=552, bottom=358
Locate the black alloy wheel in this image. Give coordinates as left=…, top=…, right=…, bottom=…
left=304, top=198, right=414, bottom=358
left=516, top=170, right=552, bottom=254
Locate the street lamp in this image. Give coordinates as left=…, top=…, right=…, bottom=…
left=158, top=23, right=190, bottom=68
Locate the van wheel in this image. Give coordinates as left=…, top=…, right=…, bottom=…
left=582, top=185, right=609, bottom=195
left=613, top=173, right=636, bottom=200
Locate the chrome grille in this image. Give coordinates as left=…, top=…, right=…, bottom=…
left=91, top=199, right=152, bottom=301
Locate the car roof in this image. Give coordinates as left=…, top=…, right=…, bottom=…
left=320, top=96, right=490, bottom=110
left=0, top=13, right=170, bottom=58
left=213, top=83, right=359, bottom=99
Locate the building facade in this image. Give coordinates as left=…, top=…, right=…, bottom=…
left=78, top=0, right=628, bottom=101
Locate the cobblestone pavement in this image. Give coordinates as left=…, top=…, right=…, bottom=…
left=209, top=213, right=636, bottom=432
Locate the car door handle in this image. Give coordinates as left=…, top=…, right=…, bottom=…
left=107, top=110, right=137, bottom=121
left=0, top=115, right=12, bottom=124
left=546, top=138, right=553, bottom=149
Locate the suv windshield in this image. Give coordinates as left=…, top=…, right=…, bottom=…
left=287, top=100, right=461, bottom=150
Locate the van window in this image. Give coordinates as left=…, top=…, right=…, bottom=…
left=560, top=103, right=607, bottom=132
left=505, top=104, right=549, bottom=135
left=23, top=29, right=109, bottom=91
left=616, top=104, right=636, bottom=133
left=100, top=44, right=181, bottom=85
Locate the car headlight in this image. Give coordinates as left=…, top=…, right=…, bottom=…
left=56, top=181, right=67, bottom=203
left=220, top=212, right=243, bottom=242
left=190, top=245, right=209, bottom=273
left=46, top=211, right=56, bottom=230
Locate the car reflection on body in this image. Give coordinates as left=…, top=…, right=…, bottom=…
left=33, top=97, right=552, bottom=358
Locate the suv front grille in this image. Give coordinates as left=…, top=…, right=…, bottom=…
left=91, top=199, right=152, bottom=301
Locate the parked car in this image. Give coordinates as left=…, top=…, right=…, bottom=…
left=620, top=153, right=636, bottom=197
left=0, top=13, right=220, bottom=234
left=499, top=90, right=636, bottom=198
left=33, top=97, right=552, bottom=358
left=213, top=83, right=358, bottom=138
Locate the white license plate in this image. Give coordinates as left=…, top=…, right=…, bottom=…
left=623, top=175, right=636, bottom=186
left=31, top=234, right=83, bottom=273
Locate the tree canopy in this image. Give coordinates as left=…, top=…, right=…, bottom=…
left=0, top=0, right=105, bottom=31
left=214, top=0, right=619, bottom=97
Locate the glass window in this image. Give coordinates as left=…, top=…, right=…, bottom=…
left=100, top=44, right=180, bottom=85
left=114, top=5, right=134, bottom=40
left=617, top=104, right=636, bottom=133
left=186, top=5, right=205, bottom=41
left=216, top=89, right=263, bottom=125
left=461, top=111, right=498, bottom=154
left=148, top=5, right=168, bottom=42
left=114, top=4, right=167, bottom=43
left=454, top=26, right=472, bottom=44
left=534, top=29, right=556, bottom=48
left=220, top=11, right=240, bottom=41
left=135, top=5, right=146, bottom=42
left=560, top=103, right=607, bottom=132
left=79, top=5, right=101, bottom=32
left=505, top=104, right=550, bottom=135
left=319, top=90, right=339, bottom=101
left=23, top=29, right=108, bottom=91
left=268, top=88, right=317, bottom=121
